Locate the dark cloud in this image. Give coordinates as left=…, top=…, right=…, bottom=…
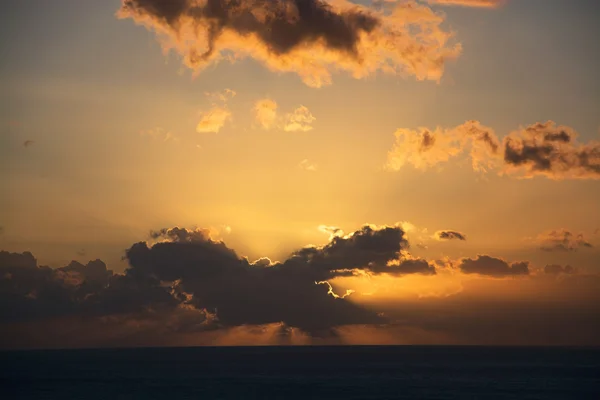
left=117, top=0, right=461, bottom=87
left=420, top=131, right=436, bottom=152
left=537, top=230, right=593, bottom=252
left=458, top=255, right=529, bottom=277
left=4, top=236, right=600, bottom=347
left=544, top=264, right=576, bottom=275
left=435, top=230, right=467, bottom=241
left=1, top=224, right=434, bottom=341
left=503, top=121, right=600, bottom=180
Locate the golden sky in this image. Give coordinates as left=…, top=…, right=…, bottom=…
left=0, top=0, right=599, bottom=348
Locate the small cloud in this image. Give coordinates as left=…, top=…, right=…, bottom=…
left=196, top=107, right=232, bottom=133
left=544, top=264, right=577, bottom=276
left=298, top=159, right=318, bottom=171
left=140, top=127, right=177, bottom=142
left=458, top=255, right=529, bottom=277
left=537, top=230, right=593, bottom=252
left=204, top=89, right=236, bottom=103
left=23, top=140, right=34, bottom=148
left=284, top=106, right=316, bottom=132
left=318, top=225, right=344, bottom=240
left=435, top=230, right=467, bottom=241
left=254, top=99, right=278, bottom=130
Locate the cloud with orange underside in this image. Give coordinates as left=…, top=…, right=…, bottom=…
left=117, top=0, right=461, bottom=87
left=386, top=120, right=600, bottom=180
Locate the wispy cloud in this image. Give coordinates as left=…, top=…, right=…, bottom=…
left=254, top=99, right=278, bottom=130
left=298, top=159, right=318, bottom=171
left=196, top=107, right=232, bottom=133
left=196, top=89, right=236, bottom=133
left=284, top=106, right=316, bottom=132
left=253, top=100, right=316, bottom=132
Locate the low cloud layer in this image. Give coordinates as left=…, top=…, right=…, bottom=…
left=117, top=0, right=461, bottom=87
left=3, top=229, right=600, bottom=347
left=0, top=224, right=438, bottom=343
left=387, top=120, right=600, bottom=180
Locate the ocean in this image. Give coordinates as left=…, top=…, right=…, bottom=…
left=1, top=346, right=599, bottom=399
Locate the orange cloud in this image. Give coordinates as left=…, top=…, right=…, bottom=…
left=254, top=98, right=278, bottom=129
left=253, top=100, right=316, bottom=132
left=117, top=0, right=461, bottom=87
left=284, top=106, right=316, bottom=132
left=196, top=106, right=231, bottom=133
left=386, top=120, right=500, bottom=172
left=386, top=120, right=600, bottom=180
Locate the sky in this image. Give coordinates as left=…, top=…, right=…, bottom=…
left=0, top=0, right=599, bottom=348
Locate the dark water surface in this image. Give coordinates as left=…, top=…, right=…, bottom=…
left=1, top=346, right=599, bottom=399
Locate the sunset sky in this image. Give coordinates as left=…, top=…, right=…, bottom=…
left=1, top=0, right=599, bottom=348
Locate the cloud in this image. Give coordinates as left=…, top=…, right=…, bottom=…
left=205, top=88, right=236, bottom=102
left=196, top=106, right=232, bottom=133
left=537, top=229, right=593, bottom=252
left=427, top=0, right=505, bottom=8
left=298, top=159, right=318, bottom=171
left=544, top=264, right=576, bottom=275
left=318, top=225, right=344, bottom=240
left=386, top=120, right=500, bottom=172
left=254, top=98, right=278, bottom=129
left=502, top=121, right=600, bottom=180
left=458, top=255, right=529, bottom=277
left=283, top=106, right=316, bottom=132
left=378, top=258, right=436, bottom=276
left=4, top=241, right=600, bottom=347
left=140, top=127, right=177, bottom=142
left=435, top=230, right=467, bottom=241
left=117, top=0, right=461, bottom=87
left=23, top=140, right=34, bottom=148
left=254, top=100, right=316, bottom=132
left=1, top=224, right=428, bottom=338
left=386, top=120, right=600, bottom=180
left=196, top=89, right=237, bottom=133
